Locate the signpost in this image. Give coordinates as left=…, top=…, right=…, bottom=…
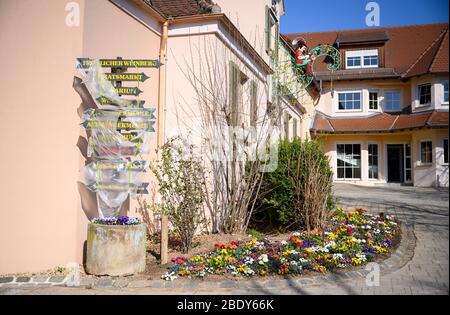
left=77, top=58, right=162, bottom=69
left=79, top=56, right=157, bottom=219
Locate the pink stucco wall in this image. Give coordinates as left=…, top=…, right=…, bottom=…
left=0, top=0, right=161, bottom=274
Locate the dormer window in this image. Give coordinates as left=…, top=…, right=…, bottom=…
left=346, top=49, right=379, bottom=69
left=418, top=83, right=432, bottom=106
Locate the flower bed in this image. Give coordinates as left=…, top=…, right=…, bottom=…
left=92, top=216, right=140, bottom=225
left=162, top=208, right=399, bottom=281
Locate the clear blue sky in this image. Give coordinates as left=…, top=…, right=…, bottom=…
left=281, top=0, right=449, bottom=34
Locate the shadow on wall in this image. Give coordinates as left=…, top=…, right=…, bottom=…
left=136, top=186, right=159, bottom=236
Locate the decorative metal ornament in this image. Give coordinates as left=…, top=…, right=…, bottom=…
left=273, top=37, right=341, bottom=98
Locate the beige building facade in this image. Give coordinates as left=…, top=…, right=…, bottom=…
left=0, top=0, right=319, bottom=274
left=287, top=23, right=449, bottom=188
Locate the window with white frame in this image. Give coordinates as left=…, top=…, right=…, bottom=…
left=346, top=49, right=379, bottom=69
left=384, top=91, right=401, bottom=112
left=346, top=56, right=361, bottom=68
left=444, top=139, right=449, bottom=164
left=338, top=92, right=361, bottom=111
left=420, top=140, right=433, bottom=164
left=418, top=83, right=432, bottom=105
left=369, top=91, right=379, bottom=110
left=444, top=81, right=449, bottom=104
left=368, top=144, right=379, bottom=179
left=337, top=144, right=361, bottom=179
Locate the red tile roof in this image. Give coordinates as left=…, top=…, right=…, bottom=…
left=311, top=110, right=449, bottom=134
left=285, top=23, right=449, bottom=79
left=143, top=0, right=218, bottom=18
left=403, top=29, right=448, bottom=78
left=430, top=30, right=449, bottom=73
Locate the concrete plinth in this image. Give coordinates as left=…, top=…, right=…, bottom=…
left=85, top=223, right=147, bottom=276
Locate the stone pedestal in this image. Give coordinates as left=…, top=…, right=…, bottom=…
left=86, top=223, right=147, bottom=276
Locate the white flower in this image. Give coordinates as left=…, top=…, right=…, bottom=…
left=311, top=246, right=328, bottom=253
left=292, top=232, right=301, bottom=237
left=356, top=253, right=367, bottom=261
left=258, top=254, right=269, bottom=264
left=280, top=240, right=288, bottom=245
left=290, top=260, right=298, bottom=266
left=244, top=257, right=254, bottom=265
left=299, top=258, right=308, bottom=264
left=162, top=271, right=178, bottom=281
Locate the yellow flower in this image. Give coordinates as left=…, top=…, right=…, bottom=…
left=374, top=245, right=388, bottom=254
left=190, top=256, right=204, bottom=262
left=326, top=233, right=338, bottom=241
left=352, top=258, right=362, bottom=265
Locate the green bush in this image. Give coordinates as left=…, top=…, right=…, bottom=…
left=151, top=137, right=207, bottom=253
left=251, top=138, right=335, bottom=231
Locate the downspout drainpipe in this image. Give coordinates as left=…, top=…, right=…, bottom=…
left=159, top=20, right=169, bottom=265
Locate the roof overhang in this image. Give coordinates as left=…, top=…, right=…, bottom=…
left=315, top=68, right=399, bottom=81
left=168, top=14, right=274, bottom=75
left=336, top=31, right=389, bottom=46
left=129, top=0, right=166, bottom=22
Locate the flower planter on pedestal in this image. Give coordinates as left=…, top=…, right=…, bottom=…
left=86, top=223, right=147, bottom=276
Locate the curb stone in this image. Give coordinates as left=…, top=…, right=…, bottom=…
left=16, top=277, right=30, bottom=283
left=0, top=277, right=14, bottom=284
left=32, top=276, right=49, bottom=283
left=49, top=276, right=66, bottom=283
left=128, top=280, right=150, bottom=288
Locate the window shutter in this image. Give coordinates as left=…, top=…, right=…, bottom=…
left=265, top=5, right=270, bottom=52
left=229, top=61, right=239, bottom=127
left=293, top=118, right=297, bottom=138
left=284, top=112, right=290, bottom=139
left=250, top=81, right=258, bottom=127
left=275, top=22, right=279, bottom=59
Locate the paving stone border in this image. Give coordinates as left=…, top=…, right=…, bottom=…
left=0, top=222, right=415, bottom=291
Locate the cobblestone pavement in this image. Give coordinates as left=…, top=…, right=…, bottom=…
left=1, top=184, right=448, bottom=295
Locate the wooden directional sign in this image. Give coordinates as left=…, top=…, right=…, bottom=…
left=77, top=58, right=161, bottom=69
left=92, top=160, right=147, bottom=172
left=88, top=182, right=149, bottom=194
left=115, top=87, right=143, bottom=96
left=84, top=108, right=156, bottom=119
left=105, top=72, right=150, bottom=82
left=81, top=120, right=156, bottom=132
left=97, top=96, right=145, bottom=107
left=90, top=132, right=144, bottom=144
left=92, top=145, right=144, bottom=158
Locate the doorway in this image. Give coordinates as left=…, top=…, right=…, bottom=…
left=387, top=145, right=404, bottom=182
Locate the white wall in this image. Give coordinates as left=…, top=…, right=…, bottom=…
left=411, top=74, right=450, bottom=113
left=318, top=81, right=411, bottom=117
